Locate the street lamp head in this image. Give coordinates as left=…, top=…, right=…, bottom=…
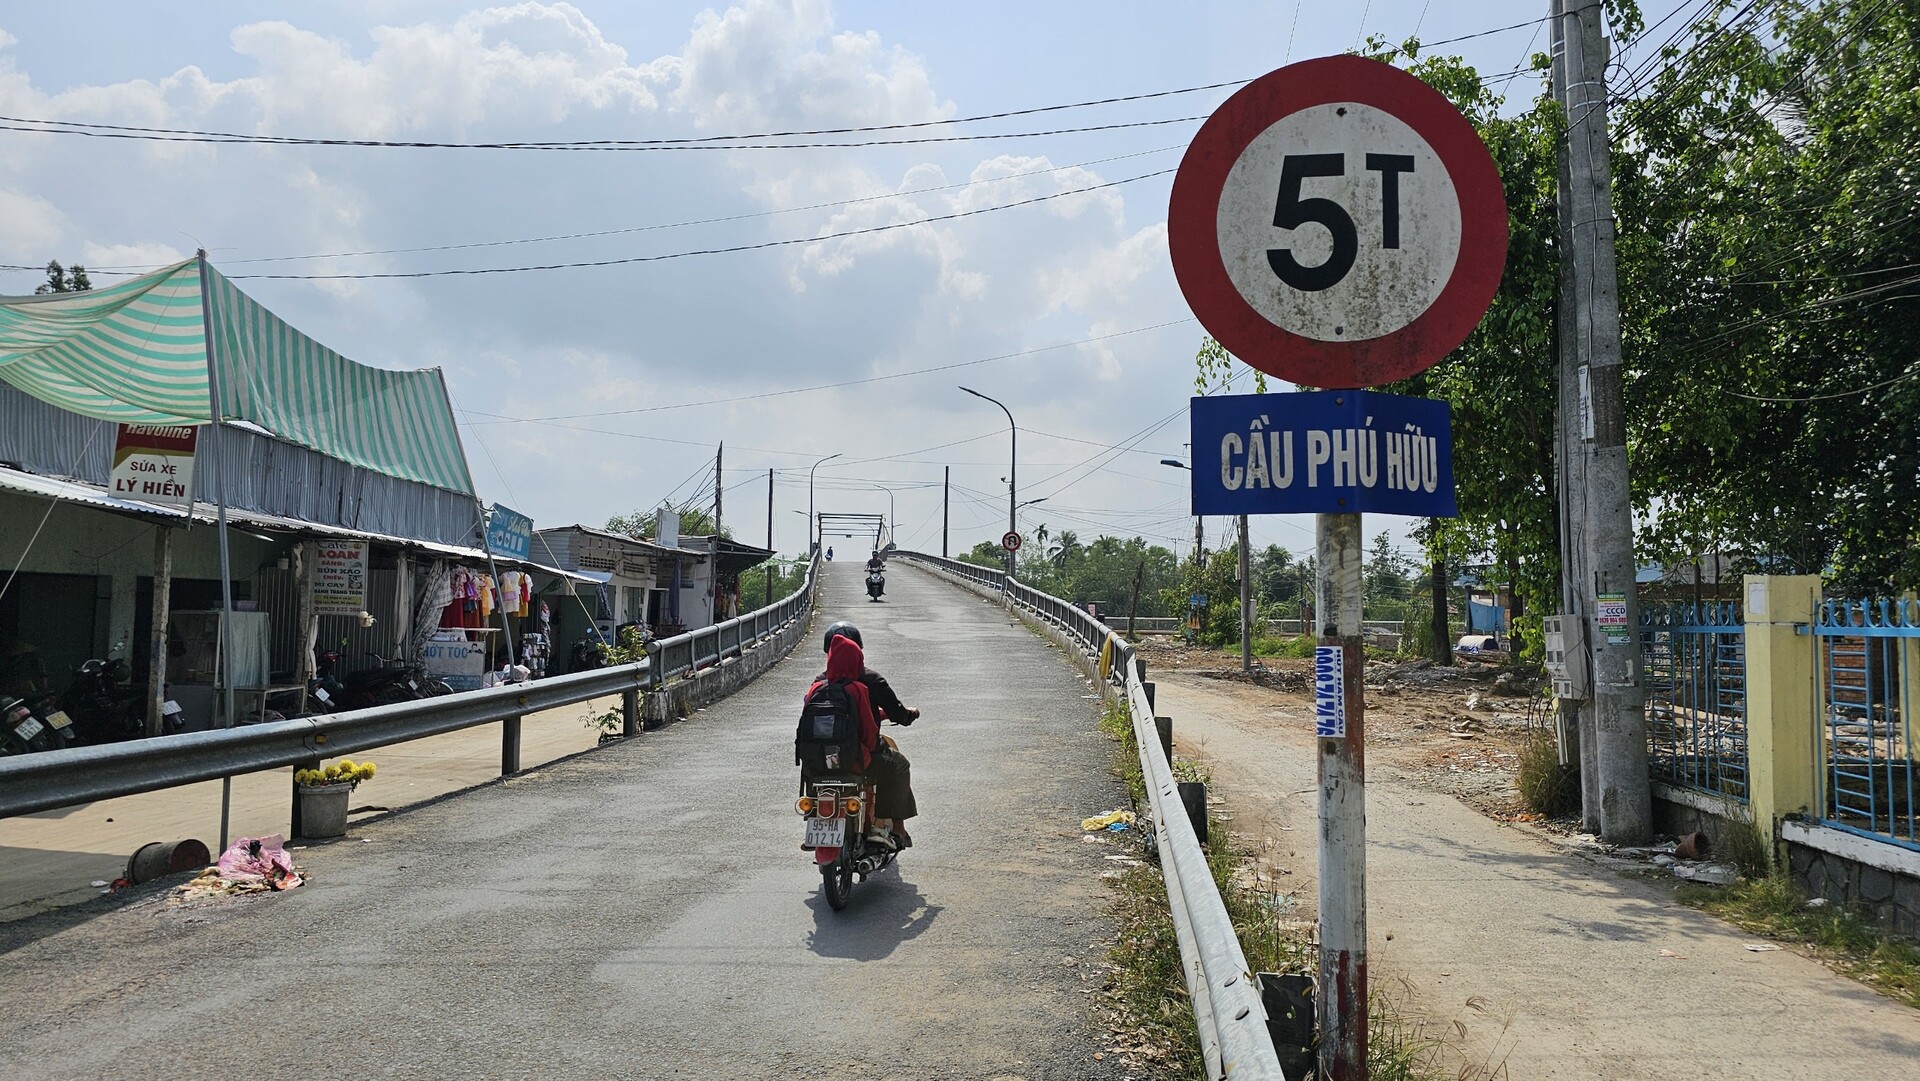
left=1160, top=458, right=1189, bottom=469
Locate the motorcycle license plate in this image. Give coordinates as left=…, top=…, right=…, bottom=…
left=314, top=687, right=331, bottom=703
left=44, top=710, right=72, bottom=730
left=804, top=817, right=845, bottom=848
left=408, top=679, right=419, bottom=691
left=162, top=700, right=182, bottom=716
left=14, top=716, right=44, bottom=741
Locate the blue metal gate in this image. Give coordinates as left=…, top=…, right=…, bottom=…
left=1815, top=598, right=1919, bottom=850
left=1641, top=603, right=1748, bottom=800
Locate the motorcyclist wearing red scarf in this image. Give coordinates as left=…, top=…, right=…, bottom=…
left=809, top=621, right=919, bottom=848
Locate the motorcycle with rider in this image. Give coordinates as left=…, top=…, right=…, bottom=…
left=793, top=620, right=919, bottom=910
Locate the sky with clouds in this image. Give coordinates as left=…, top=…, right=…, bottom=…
left=0, top=1, right=1608, bottom=564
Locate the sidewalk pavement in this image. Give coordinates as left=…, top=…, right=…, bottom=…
left=0, top=694, right=619, bottom=922
left=1157, top=675, right=1920, bottom=1081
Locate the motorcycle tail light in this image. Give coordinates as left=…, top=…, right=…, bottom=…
left=796, top=797, right=815, bottom=816
left=843, top=797, right=861, bottom=814
left=818, top=792, right=838, bottom=818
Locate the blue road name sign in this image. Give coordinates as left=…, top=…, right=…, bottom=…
left=1188, top=389, right=1456, bottom=517
left=485, top=503, right=534, bottom=561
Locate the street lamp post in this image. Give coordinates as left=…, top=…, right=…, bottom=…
left=960, top=386, right=1016, bottom=576
left=808, top=452, right=841, bottom=556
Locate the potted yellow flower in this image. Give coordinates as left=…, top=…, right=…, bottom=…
left=294, top=758, right=376, bottom=839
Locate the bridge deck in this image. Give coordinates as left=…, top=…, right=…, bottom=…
left=0, top=561, right=1134, bottom=1080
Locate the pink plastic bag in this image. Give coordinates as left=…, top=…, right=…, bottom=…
left=216, top=834, right=303, bottom=890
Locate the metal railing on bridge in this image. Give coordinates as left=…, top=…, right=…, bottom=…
left=0, top=556, right=819, bottom=820
left=896, top=551, right=1285, bottom=1080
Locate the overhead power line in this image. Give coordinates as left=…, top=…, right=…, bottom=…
left=465, top=318, right=1191, bottom=424
left=0, top=112, right=1206, bottom=152
left=227, top=167, right=1174, bottom=279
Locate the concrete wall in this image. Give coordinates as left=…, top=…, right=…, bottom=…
left=1786, top=833, right=1920, bottom=939
left=641, top=598, right=811, bottom=726
left=0, top=491, right=279, bottom=673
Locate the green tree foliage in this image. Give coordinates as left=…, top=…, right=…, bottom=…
left=1371, top=0, right=1920, bottom=613
left=736, top=557, right=809, bottom=606
left=33, top=260, right=91, bottom=294
left=1018, top=531, right=1182, bottom=619
left=1612, top=0, right=1920, bottom=591
left=605, top=503, right=727, bottom=541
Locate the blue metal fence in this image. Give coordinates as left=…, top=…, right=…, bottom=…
left=1641, top=602, right=1749, bottom=800
left=1814, top=598, right=1920, bottom=850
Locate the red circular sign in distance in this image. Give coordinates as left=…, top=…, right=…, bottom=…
left=1168, top=55, right=1508, bottom=388
left=1001, top=531, right=1022, bottom=552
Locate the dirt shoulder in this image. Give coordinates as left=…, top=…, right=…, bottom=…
left=1138, top=639, right=1920, bottom=1081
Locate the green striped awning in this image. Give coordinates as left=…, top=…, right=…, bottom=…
left=202, top=264, right=474, bottom=494
left=0, top=259, right=212, bottom=424
left=0, top=259, right=475, bottom=494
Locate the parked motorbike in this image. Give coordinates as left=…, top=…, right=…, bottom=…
left=319, top=650, right=453, bottom=709
left=1, top=695, right=62, bottom=755
left=61, top=658, right=149, bottom=743
left=865, top=571, right=885, bottom=601
left=2, top=648, right=76, bottom=750
left=796, top=774, right=899, bottom=911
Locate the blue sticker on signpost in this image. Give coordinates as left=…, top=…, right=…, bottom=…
left=486, top=503, right=534, bottom=561
left=1189, top=389, right=1455, bottom=518
left=1314, top=645, right=1347, bottom=738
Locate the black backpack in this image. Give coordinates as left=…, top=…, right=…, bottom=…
left=795, top=679, right=861, bottom=773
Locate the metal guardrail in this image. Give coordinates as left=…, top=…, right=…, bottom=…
left=0, top=556, right=818, bottom=819
left=897, top=551, right=1283, bottom=1080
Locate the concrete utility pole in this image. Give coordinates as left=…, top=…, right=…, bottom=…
left=765, top=468, right=774, bottom=609
left=1556, top=0, right=1649, bottom=843
left=1316, top=510, right=1368, bottom=1079
left=1238, top=515, right=1252, bottom=673
left=942, top=466, right=950, bottom=558
left=713, top=443, right=723, bottom=538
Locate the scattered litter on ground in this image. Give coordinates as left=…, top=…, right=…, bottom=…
left=174, top=835, right=306, bottom=898
left=1745, top=943, right=1784, bottom=953
left=1672, top=863, right=1737, bottom=885
left=1658, top=948, right=1687, bottom=959
left=1081, top=809, right=1136, bottom=832
left=1807, top=897, right=1830, bottom=908
left=89, top=879, right=108, bottom=888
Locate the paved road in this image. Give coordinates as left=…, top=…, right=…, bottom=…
left=0, top=561, right=1136, bottom=1081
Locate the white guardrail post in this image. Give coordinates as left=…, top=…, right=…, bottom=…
left=895, top=552, right=1284, bottom=1079
left=0, top=556, right=821, bottom=821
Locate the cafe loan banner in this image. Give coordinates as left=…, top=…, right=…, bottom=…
left=314, top=541, right=370, bottom=615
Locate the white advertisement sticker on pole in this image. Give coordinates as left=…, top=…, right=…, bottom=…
left=1314, top=644, right=1347, bottom=738
left=314, top=541, right=370, bottom=615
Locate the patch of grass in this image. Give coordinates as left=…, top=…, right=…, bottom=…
left=1679, top=873, right=1920, bottom=1008
left=1716, top=819, right=1772, bottom=881
left=1252, top=635, right=1316, bottom=659
left=1513, top=729, right=1580, bottom=817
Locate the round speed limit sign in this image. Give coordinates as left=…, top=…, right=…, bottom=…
left=1168, top=55, right=1508, bottom=388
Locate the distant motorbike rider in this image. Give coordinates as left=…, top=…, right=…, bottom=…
left=816, top=619, right=919, bottom=848
left=865, top=551, right=884, bottom=573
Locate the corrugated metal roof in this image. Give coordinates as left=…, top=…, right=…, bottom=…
left=0, top=464, right=592, bottom=582
left=0, top=464, right=187, bottom=520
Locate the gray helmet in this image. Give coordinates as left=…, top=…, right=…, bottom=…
left=823, top=620, right=862, bottom=652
